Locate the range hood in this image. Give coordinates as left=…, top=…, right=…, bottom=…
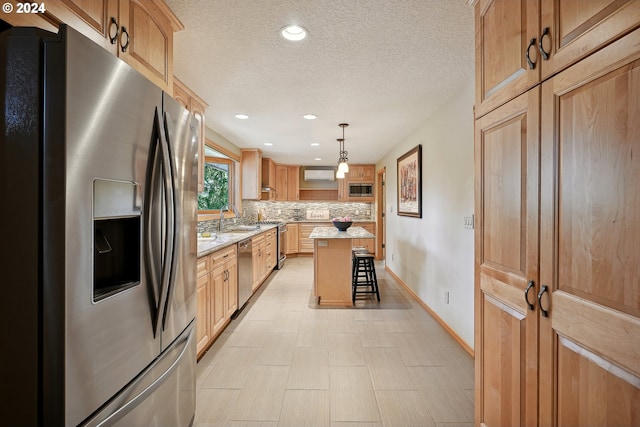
left=303, top=169, right=335, bottom=181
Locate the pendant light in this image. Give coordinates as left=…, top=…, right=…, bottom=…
left=336, top=123, right=349, bottom=177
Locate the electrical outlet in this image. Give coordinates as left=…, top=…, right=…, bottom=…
left=278, top=209, right=281, bottom=215
left=391, top=253, right=394, bottom=261
left=444, top=291, right=450, bottom=304
left=355, top=210, right=359, bottom=215
left=464, top=215, right=475, bottom=229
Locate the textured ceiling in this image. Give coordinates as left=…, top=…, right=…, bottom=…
left=166, top=0, right=474, bottom=166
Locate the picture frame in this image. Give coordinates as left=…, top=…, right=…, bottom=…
left=397, top=144, right=422, bottom=218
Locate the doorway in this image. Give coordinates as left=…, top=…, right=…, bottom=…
left=376, top=168, right=386, bottom=260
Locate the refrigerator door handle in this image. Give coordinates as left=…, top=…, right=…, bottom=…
left=145, top=108, right=163, bottom=336
left=81, top=325, right=195, bottom=427
left=149, top=107, right=175, bottom=337
left=160, top=111, right=179, bottom=332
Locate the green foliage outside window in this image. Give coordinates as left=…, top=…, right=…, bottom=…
left=198, top=160, right=229, bottom=210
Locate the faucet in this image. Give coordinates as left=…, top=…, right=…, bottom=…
left=219, top=204, right=239, bottom=232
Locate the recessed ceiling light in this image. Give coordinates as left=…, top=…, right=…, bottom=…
left=264, top=142, right=273, bottom=146
left=310, top=142, right=319, bottom=146
left=235, top=114, right=249, bottom=119
left=281, top=25, right=307, bottom=41
left=303, top=114, right=317, bottom=120
left=314, top=158, right=322, bottom=161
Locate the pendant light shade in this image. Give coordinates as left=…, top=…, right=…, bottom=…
left=336, top=123, right=349, bottom=177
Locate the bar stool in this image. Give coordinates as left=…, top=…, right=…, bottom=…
left=351, top=246, right=369, bottom=282
left=352, top=252, right=380, bottom=303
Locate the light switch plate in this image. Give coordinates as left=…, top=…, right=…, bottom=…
left=464, top=215, right=474, bottom=229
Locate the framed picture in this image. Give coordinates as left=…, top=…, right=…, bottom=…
left=397, top=145, right=422, bottom=218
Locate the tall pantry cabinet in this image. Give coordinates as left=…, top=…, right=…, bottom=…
left=473, top=1, right=640, bottom=426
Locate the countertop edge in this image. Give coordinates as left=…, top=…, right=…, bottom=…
left=197, top=224, right=279, bottom=258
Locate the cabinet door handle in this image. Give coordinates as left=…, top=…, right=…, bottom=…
left=524, top=280, right=535, bottom=311
left=537, top=285, right=549, bottom=317
left=538, top=27, right=550, bottom=60
left=108, top=17, right=119, bottom=44
left=526, top=38, right=537, bottom=70
left=120, top=26, right=130, bottom=52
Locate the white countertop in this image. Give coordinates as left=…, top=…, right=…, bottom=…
left=309, top=226, right=374, bottom=239
left=197, top=224, right=279, bottom=258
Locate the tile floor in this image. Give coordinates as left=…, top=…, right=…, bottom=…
left=194, top=257, right=474, bottom=427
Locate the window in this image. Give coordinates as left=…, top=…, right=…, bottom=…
left=198, top=142, right=239, bottom=215
left=199, top=156, right=233, bottom=211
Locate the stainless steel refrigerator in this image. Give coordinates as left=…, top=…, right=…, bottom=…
left=0, top=24, right=198, bottom=427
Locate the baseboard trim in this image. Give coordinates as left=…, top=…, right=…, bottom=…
left=385, top=265, right=474, bottom=358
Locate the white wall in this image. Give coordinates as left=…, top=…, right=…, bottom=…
left=376, top=77, right=475, bottom=349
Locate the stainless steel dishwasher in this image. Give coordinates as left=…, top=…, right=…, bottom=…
left=237, top=238, right=253, bottom=309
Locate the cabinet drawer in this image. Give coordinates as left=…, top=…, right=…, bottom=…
left=197, top=256, right=208, bottom=278
left=210, top=245, right=237, bottom=267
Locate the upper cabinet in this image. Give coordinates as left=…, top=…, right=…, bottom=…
left=261, top=158, right=277, bottom=200
left=347, top=165, right=375, bottom=182
left=115, top=0, right=182, bottom=92
left=475, top=0, right=640, bottom=118
left=241, top=149, right=262, bottom=200
left=286, top=165, right=300, bottom=201
left=173, top=78, right=208, bottom=193
left=275, top=164, right=299, bottom=201
left=3, top=0, right=183, bottom=93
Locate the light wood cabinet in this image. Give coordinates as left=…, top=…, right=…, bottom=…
left=274, top=164, right=299, bottom=201
left=117, top=0, right=180, bottom=92
left=261, top=158, right=277, bottom=200
left=196, top=258, right=210, bottom=355
left=264, top=229, right=277, bottom=272
left=251, top=233, right=266, bottom=291
left=173, top=78, right=208, bottom=193
left=224, top=256, right=238, bottom=319
left=250, top=230, right=276, bottom=290
left=3, top=0, right=182, bottom=92
left=474, top=4, right=640, bottom=424
left=275, top=165, right=287, bottom=201
left=351, top=222, right=375, bottom=254
left=475, top=0, right=640, bottom=118
left=337, top=176, right=349, bottom=202
left=196, top=244, right=237, bottom=358
left=347, top=164, right=374, bottom=182
left=286, top=165, right=300, bottom=201
left=241, top=149, right=262, bottom=200
left=299, top=223, right=331, bottom=253
left=285, top=223, right=299, bottom=254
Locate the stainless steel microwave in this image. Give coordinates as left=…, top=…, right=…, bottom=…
left=348, top=183, right=373, bottom=197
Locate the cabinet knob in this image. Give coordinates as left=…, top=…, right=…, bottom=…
left=120, top=26, right=130, bottom=52
left=538, top=27, right=550, bottom=60
left=537, top=285, right=549, bottom=317
left=524, top=280, right=535, bottom=310
left=526, top=38, right=537, bottom=70
left=108, top=17, right=119, bottom=44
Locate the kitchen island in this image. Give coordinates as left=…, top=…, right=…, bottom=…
left=309, top=226, right=375, bottom=306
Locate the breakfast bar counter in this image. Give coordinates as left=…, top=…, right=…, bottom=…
left=309, top=226, right=375, bottom=306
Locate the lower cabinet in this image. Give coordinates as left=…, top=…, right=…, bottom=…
left=252, top=229, right=276, bottom=291
left=251, top=234, right=266, bottom=291
left=299, top=223, right=330, bottom=253
left=265, top=229, right=277, bottom=271
left=196, top=244, right=238, bottom=358
left=351, top=222, right=375, bottom=254
left=285, top=223, right=299, bottom=254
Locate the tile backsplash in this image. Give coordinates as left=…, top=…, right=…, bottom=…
left=197, top=200, right=374, bottom=233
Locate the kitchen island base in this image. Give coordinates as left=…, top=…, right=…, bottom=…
left=311, top=226, right=375, bottom=307
left=314, top=238, right=354, bottom=306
